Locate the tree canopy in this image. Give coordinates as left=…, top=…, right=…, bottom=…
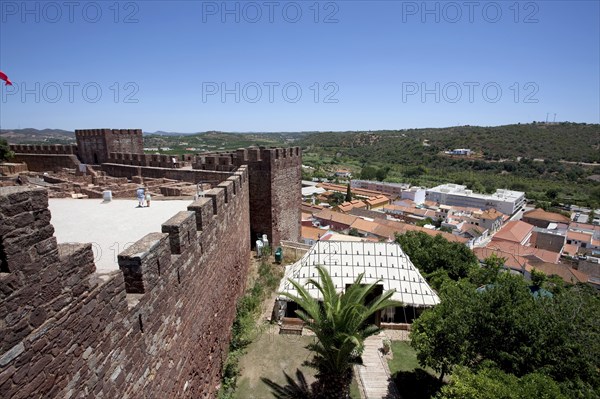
left=395, top=231, right=479, bottom=288
left=0, top=139, right=13, bottom=162
left=410, top=274, right=600, bottom=397
left=271, top=265, right=400, bottom=399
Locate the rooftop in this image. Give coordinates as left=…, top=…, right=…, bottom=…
left=313, top=209, right=358, bottom=227
left=48, top=198, right=194, bottom=272
left=278, top=241, right=440, bottom=307
left=523, top=208, right=571, bottom=223
left=486, top=240, right=561, bottom=264
left=427, top=183, right=525, bottom=202
left=492, top=220, right=534, bottom=244
left=301, top=226, right=328, bottom=241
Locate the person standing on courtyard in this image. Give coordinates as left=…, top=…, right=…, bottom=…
left=145, top=191, right=152, bottom=207
left=136, top=187, right=145, bottom=208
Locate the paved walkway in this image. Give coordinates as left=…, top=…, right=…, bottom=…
left=356, top=334, right=399, bottom=399
left=49, top=198, right=194, bottom=272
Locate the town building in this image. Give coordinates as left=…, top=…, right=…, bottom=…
left=444, top=148, right=472, bottom=156
left=351, top=180, right=409, bottom=198
left=426, top=183, right=525, bottom=215
left=400, top=186, right=426, bottom=204
left=522, top=208, right=571, bottom=228
left=365, top=195, right=390, bottom=210
left=492, top=220, right=534, bottom=245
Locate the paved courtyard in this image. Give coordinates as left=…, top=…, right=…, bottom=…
left=48, top=198, right=194, bottom=273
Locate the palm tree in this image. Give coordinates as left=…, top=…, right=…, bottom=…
left=278, top=265, right=401, bottom=399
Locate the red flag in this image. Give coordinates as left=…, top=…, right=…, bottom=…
left=0, top=71, right=12, bottom=86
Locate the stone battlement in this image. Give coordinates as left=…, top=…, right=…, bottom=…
left=9, top=144, right=77, bottom=155
left=75, top=128, right=143, bottom=137
left=193, top=146, right=301, bottom=170
left=108, top=152, right=184, bottom=168
left=0, top=166, right=250, bottom=398
left=75, top=128, right=143, bottom=164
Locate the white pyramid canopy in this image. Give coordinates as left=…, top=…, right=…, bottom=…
left=278, top=241, right=440, bottom=307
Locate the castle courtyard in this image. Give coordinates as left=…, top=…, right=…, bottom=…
left=48, top=197, right=194, bottom=272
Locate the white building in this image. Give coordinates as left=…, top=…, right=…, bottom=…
left=401, top=186, right=426, bottom=204
left=426, top=183, right=525, bottom=215
left=275, top=241, right=440, bottom=324
left=445, top=148, right=472, bottom=156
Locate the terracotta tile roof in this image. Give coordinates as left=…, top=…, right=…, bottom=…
left=378, top=219, right=468, bottom=243
left=313, top=209, right=358, bottom=227
left=562, top=243, right=579, bottom=255
left=372, top=224, right=398, bottom=240
left=566, top=230, right=593, bottom=243
left=523, top=208, right=571, bottom=224
left=350, top=218, right=380, bottom=235
left=486, top=240, right=560, bottom=263
left=473, top=247, right=529, bottom=271
left=492, top=221, right=534, bottom=244
left=301, top=226, right=327, bottom=241
left=383, top=205, right=435, bottom=219
left=301, top=212, right=313, bottom=221
left=365, top=195, right=390, bottom=207
left=301, top=203, right=324, bottom=214
left=525, top=262, right=589, bottom=284
left=569, top=222, right=600, bottom=233
left=337, top=200, right=367, bottom=213
left=479, top=208, right=504, bottom=220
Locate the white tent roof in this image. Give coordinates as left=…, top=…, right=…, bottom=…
left=302, top=186, right=326, bottom=196
left=278, top=241, right=440, bottom=307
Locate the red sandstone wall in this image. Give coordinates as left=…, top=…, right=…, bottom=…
left=194, top=147, right=302, bottom=246
left=11, top=154, right=81, bottom=172
left=101, top=163, right=232, bottom=186
left=75, top=129, right=143, bottom=165
left=9, top=144, right=77, bottom=155
left=245, top=147, right=301, bottom=246
left=0, top=167, right=250, bottom=398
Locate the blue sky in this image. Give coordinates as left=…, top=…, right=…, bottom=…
left=0, top=0, right=598, bottom=132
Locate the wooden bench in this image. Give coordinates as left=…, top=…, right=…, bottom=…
left=279, top=317, right=304, bottom=335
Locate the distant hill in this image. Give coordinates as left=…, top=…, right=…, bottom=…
left=0, top=128, right=75, bottom=144
left=3, top=124, right=598, bottom=163
left=296, top=123, right=600, bottom=164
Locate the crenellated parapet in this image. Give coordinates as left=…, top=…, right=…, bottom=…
left=108, top=152, right=183, bottom=168
left=75, top=128, right=143, bottom=165
left=0, top=166, right=251, bottom=398
left=9, top=144, right=78, bottom=155
left=191, top=146, right=301, bottom=245
left=193, top=146, right=301, bottom=170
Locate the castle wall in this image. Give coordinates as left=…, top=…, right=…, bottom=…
left=10, top=154, right=81, bottom=172
left=75, top=129, right=143, bottom=165
left=9, top=144, right=77, bottom=155
left=194, top=147, right=302, bottom=246
left=101, top=163, right=232, bottom=186
left=107, top=153, right=184, bottom=169
left=0, top=167, right=251, bottom=398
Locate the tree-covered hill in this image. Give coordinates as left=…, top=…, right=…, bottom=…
left=297, top=123, right=600, bottom=164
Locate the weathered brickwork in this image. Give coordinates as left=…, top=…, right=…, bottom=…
left=75, top=129, right=143, bottom=165
left=0, top=166, right=251, bottom=398
left=101, top=163, right=232, bottom=186
left=107, top=153, right=185, bottom=168
left=10, top=154, right=81, bottom=172
left=9, top=144, right=77, bottom=155
left=195, top=147, right=302, bottom=246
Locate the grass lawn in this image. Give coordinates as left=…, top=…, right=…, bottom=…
left=234, top=327, right=316, bottom=399
left=234, top=324, right=361, bottom=399
left=388, top=341, right=444, bottom=399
